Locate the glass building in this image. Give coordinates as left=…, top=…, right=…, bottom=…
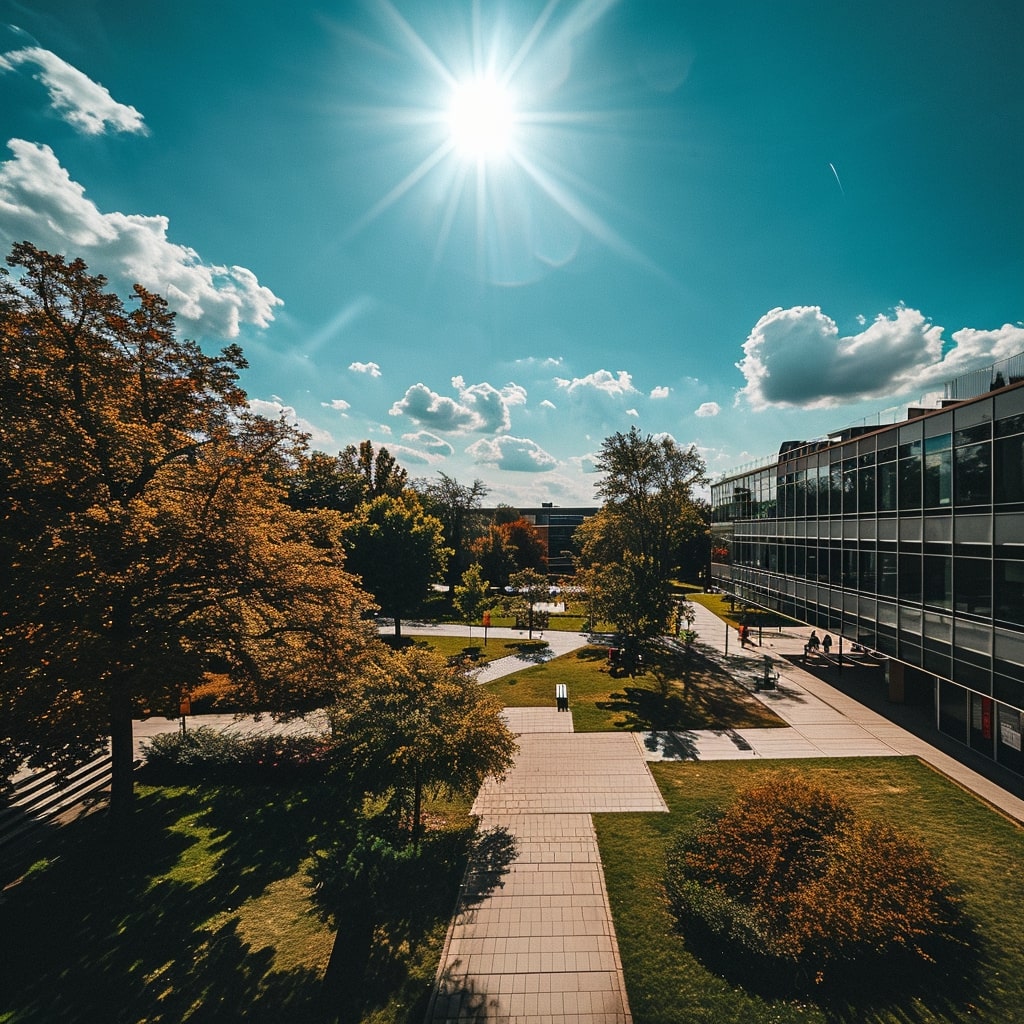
left=711, top=373, right=1024, bottom=776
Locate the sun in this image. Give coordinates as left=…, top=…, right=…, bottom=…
left=446, top=77, right=516, bottom=161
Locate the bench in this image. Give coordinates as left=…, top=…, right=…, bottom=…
left=555, top=683, right=569, bottom=712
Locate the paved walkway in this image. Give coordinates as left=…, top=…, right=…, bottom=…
left=428, top=708, right=665, bottom=1024
left=649, top=601, right=1024, bottom=823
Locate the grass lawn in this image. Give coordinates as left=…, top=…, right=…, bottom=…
left=595, top=757, right=1024, bottom=1024
left=399, top=634, right=550, bottom=666
left=482, top=644, right=785, bottom=733
left=686, top=591, right=801, bottom=631
left=0, top=778, right=472, bottom=1024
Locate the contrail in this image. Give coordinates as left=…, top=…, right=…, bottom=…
left=829, top=162, right=845, bottom=196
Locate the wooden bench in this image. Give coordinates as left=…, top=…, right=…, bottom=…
left=555, top=683, right=569, bottom=712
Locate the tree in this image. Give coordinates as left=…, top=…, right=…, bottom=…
left=507, top=568, right=550, bottom=639
left=341, top=493, right=450, bottom=637
left=469, top=524, right=517, bottom=588
left=330, top=646, right=517, bottom=838
left=415, top=472, right=489, bottom=589
left=0, top=243, right=377, bottom=819
left=453, top=563, right=491, bottom=639
left=499, top=517, right=548, bottom=574
left=575, top=427, right=708, bottom=640
left=285, top=441, right=407, bottom=514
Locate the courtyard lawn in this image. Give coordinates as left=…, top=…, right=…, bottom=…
left=0, top=779, right=473, bottom=1024
left=401, top=634, right=550, bottom=665
left=482, top=644, right=785, bottom=733
left=686, top=591, right=801, bottom=631
left=595, top=757, right=1024, bottom=1024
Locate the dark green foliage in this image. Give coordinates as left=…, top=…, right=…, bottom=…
left=142, top=726, right=329, bottom=782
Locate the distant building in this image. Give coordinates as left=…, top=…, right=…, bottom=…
left=481, top=504, right=599, bottom=578
left=710, top=355, right=1024, bottom=778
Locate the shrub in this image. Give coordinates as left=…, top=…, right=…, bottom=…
left=142, top=726, right=329, bottom=781
left=665, top=773, right=965, bottom=987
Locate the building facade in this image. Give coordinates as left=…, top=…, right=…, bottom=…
left=710, top=374, right=1024, bottom=777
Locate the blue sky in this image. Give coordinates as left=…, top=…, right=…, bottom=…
left=2, top=0, right=1022, bottom=504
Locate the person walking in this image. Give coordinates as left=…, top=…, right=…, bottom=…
left=822, top=633, right=833, bottom=656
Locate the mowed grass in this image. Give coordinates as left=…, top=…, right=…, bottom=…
left=400, top=634, right=550, bottom=666
left=0, top=779, right=473, bottom=1024
left=482, top=644, right=785, bottom=733
left=596, top=757, right=1024, bottom=1024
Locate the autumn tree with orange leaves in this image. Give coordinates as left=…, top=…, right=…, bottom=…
left=0, top=243, right=377, bottom=822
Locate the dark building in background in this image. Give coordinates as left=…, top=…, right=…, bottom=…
left=710, top=355, right=1024, bottom=777
left=482, top=504, right=599, bottom=578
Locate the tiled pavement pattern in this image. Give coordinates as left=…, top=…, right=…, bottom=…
left=428, top=708, right=666, bottom=1023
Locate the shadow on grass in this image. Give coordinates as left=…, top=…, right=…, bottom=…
left=675, top=912, right=984, bottom=1024
left=0, top=779, right=338, bottom=1024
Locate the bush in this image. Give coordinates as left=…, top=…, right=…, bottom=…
left=142, top=726, right=329, bottom=781
left=665, top=773, right=965, bottom=987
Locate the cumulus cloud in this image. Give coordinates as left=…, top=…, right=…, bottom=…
left=401, top=430, right=454, bottom=455
left=650, top=386, right=670, bottom=399
left=467, top=435, right=558, bottom=472
left=389, top=378, right=526, bottom=434
left=626, top=408, right=639, bottom=417
left=249, top=398, right=334, bottom=446
left=382, top=443, right=445, bottom=466
left=555, top=369, right=638, bottom=399
left=737, top=305, right=1024, bottom=411
left=539, top=399, right=556, bottom=410
left=322, top=399, right=351, bottom=413
left=0, top=46, right=146, bottom=135
left=0, top=140, right=282, bottom=338
left=349, top=360, right=381, bottom=377
left=695, top=402, right=720, bottom=417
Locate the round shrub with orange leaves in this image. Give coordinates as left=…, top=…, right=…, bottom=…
left=664, top=774, right=966, bottom=988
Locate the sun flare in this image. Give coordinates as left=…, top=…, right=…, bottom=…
left=447, top=77, right=516, bottom=161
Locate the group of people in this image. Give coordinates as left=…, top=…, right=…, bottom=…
left=804, top=629, right=833, bottom=657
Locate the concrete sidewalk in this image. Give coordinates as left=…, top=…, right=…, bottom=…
left=428, top=708, right=666, bottom=1024
left=646, top=600, right=1024, bottom=825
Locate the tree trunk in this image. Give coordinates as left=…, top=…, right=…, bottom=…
left=321, top=915, right=374, bottom=1023
left=394, top=616, right=402, bottom=639
left=108, top=678, right=136, bottom=827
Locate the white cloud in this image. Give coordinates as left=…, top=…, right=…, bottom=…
left=0, top=140, right=282, bottom=338
left=248, top=398, right=334, bottom=446
left=695, top=401, right=720, bottom=417
left=322, top=398, right=351, bottom=413
left=0, top=46, right=146, bottom=135
left=401, top=430, right=454, bottom=455
left=626, top=408, right=639, bottom=417
left=737, top=305, right=1024, bottom=411
left=539, top=399, right=556, bottom=410
left=389, top=378, right=527, bottom=434
left=382, top=443, right=445, bottom=466
left=650, top=386, right=670, bottom=399
left=349, top=360, right=382, bottom=377
left=555, top=369, right=638, bottom=399
left=467, top=435, right=558, bottom=472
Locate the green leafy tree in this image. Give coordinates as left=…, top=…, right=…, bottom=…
left=0, top=243, right=376, bottom=819
left=341, top=493, right=450, bottom=637
left=453, top=563, right=491, bottom=639
left=330, top=646, right=517, bottom=837
left=416, top=472, right=489, bottom=589
left=285, top=441, right=407, bottom=514
left=507, top=568, right=550, bottom=639
left=576, top=427, right=708, bottom=640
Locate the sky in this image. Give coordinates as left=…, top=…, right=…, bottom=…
left=2, top=0, right=1022, bottom=505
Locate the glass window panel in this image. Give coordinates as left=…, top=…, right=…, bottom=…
left=994, top=435, right=1024, bottom=503
left=899, top=552, right=921, bottom=603
left=924, top=450, right=952, bottom=507
left=954, top=443, right=991, bottom=506
left=923, top=555, right=953, bottom=610
left=899, top=456, right=921, bottom=510
left=995, top=561, right=1024, bottom=627
left=955, top=558, right=992, bottom=617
